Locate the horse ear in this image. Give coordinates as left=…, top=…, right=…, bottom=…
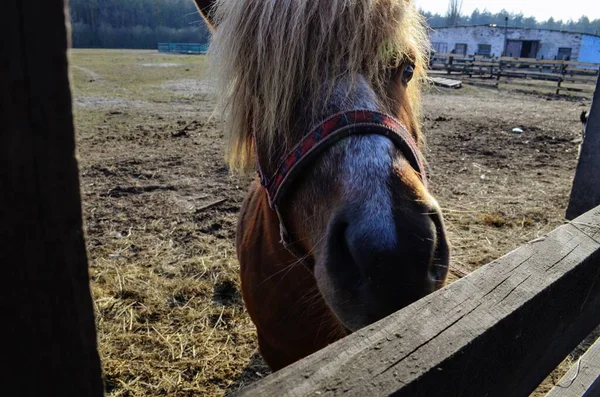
left=193, top=0, right=217, bottom=31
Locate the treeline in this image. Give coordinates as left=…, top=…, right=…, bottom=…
left=69, top=0, right=209, bottom=49
left=69, top=0, right=599, bottom=50
left=421, top=9, right=600, bottom=35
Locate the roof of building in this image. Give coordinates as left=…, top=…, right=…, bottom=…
left=432, top=25, right=600, bottom=38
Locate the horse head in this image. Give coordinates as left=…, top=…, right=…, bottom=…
left=198, top=0, right=450, bottom=366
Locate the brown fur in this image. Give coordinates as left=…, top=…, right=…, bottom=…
left=237, top=181, right=348, bottom=369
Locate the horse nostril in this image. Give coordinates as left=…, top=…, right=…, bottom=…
left=324, top=212, right=359, bottom=278
left=344, top=225, right=394, bottom=280
left=331, top=211, right=403, bottom=285
left=323, top=211, right=365, bottom=289
left=320, top=205, right=448, bottom=328
left=324, top=206, right=444, bottom=289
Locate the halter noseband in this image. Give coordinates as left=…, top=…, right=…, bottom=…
left=256, top=109, right=428, bottom=260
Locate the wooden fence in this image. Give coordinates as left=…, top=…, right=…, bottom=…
left=234, top=207, right=600, bottom=396
left=4, top=0, right=600, bottom=395
left=430, top=53, right=600, bottom=95
left=157, top=42, right=208, bottom=54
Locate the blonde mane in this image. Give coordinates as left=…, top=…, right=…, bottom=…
left=208, top=0, right=430, bottom=170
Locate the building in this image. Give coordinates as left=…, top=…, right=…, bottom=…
left=429, top=25, right=600, bottom=63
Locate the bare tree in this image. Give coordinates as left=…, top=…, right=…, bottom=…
left=446, top=0, right=463, bottom=26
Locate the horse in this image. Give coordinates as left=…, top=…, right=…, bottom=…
left=194, top=0, right=450, bottom=371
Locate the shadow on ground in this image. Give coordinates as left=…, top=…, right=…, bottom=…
left=225, top=352, right=271, bottom=395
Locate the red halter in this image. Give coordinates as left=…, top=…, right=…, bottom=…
left=256, top=109, right=427, bottom=259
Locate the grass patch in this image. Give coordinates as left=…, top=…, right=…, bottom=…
left=479, top=212, right=509, bottom=228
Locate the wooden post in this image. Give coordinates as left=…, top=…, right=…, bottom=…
left=557, top=61, right=567, bottom=95
left=566, top=75, right=600, bottom=220
left=467, top=55, right=473, bottom=77
left=556, top=77, right=563, bottom=95
left=447, top=52, right=454, bottom=74
left=0, top=0, right=103, bottom=395
left=496, top=59, right=504, bottom=88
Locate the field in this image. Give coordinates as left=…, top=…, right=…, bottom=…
left=69, top=49, right=591, bottom=396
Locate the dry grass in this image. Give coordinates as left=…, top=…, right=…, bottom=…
left=70, top=49, right=592, bottom=396
left=71, top=49, right=267, bottom=395
left=479, top=212, right=508, bottom=228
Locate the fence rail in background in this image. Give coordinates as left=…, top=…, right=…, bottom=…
left=547, top=335, right=600, bottom=397
left=157, top=42, right=208, bottom=54
left=430, top=53, right=600, bottom=94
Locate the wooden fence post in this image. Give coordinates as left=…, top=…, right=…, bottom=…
left=556, top=61, right=567, bottom=95
left=447, top=52, right=454, bottom=74
left=0, top=0, right=103, bottom=395
left=496, top=59, right=504, bottom=87
left=566, top=75, right=600, bottom=220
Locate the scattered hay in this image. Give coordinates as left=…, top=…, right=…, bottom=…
left=479, top=212, right=508, bottom=228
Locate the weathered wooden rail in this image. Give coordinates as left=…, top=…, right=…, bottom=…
left=430, top=53, right=600, bottom=95
left=547, top=336, right=600, bottom=397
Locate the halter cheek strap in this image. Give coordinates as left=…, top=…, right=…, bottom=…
left=256, top=109, right=428, bottom=260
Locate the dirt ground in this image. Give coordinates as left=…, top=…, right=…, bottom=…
left=69, top=49, right=592, bottom=396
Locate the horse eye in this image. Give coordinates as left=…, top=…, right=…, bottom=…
left=402, top=64, right=415, bottom=84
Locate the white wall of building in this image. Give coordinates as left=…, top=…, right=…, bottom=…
left=430, top=26, right=586, bottom=60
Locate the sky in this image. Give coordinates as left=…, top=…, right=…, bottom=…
left=414, top=0, right=600, bottom=22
